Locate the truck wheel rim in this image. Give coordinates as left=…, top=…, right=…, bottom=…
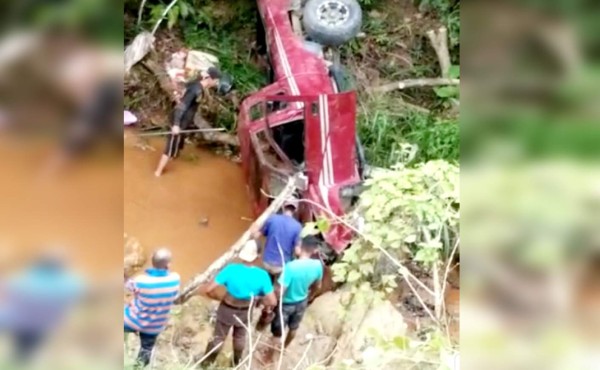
left=317, top=1, right=350, bottom=27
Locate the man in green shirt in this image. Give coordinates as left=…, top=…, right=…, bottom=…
left=265, top=236, right=323, bottom=359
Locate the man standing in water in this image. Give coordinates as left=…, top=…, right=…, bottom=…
left=124, top=248, right=180, bottom=368
left=199, top=240, right=276, bottom=366
left=154, top=67, right=222, bottom=177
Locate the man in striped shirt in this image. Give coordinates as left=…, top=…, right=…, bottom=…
left=124, top=248, right=180, bottom=367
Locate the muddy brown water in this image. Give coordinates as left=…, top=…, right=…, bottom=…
left=124, top=133, right=253, bottom=280
left=0, top=136, right=123, bottom=278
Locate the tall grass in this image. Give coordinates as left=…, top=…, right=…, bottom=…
left=358, top=96, right=459, bottom=167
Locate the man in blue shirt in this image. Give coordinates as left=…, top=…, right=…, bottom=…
left=252, top=198, right=302, bottom=280
left=267, top=235, right=323, bottom=355
left=199, top=240, right=276, bottom=366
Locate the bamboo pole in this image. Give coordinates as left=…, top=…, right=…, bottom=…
left=175, top=176, right=298, bottom=304
left=136, top=128, right=226, bottom=137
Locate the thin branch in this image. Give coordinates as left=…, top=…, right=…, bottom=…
left=276, top=241, right=286, bottom=370
left=369, top=78, right=459, bottom=93
left=190, top=342, right=222, bottom=368
left=151, top=0, right=179, bottom=35
left=291, top=338, right=314, bottom=370
left=440, top=237, right=459, bottom=340
left=137, top=0, right=148, bottom=26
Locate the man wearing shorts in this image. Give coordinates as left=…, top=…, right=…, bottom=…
left=154, top=67, right=221, bottom=177
left=265, top=236, right=323, bottom=360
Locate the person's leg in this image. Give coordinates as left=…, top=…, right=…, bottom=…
left=232, top=324, right=248, bottom=366
left=201, top=319, right=231, bottom=365
left=155, top=134, right=180, bottom=177
left=264, top=302, right=290, bottom=363
left=13, top=331, right=44, bottom=363
left=284, top=301, right=308, bottom=348
left=154, top=154, right=170, bottom=177
left=137, top=332, right=159, bottom=367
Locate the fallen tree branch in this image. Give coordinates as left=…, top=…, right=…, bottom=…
left=175, top=176, right=299, bottom=303
left=427, top=27, right=451, bottom=78
left=369, top=78, right=459, bottom=93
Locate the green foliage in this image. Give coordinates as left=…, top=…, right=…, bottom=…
left=332, top=159, right=459, bottom=290
left=147, top=0, right=195, bottom=30
left=358, top=100, right=459, bottom=167
left=433, top=65, right=460, bottom=100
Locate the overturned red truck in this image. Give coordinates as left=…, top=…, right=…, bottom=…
left=237, top=0, right=366, bottom=262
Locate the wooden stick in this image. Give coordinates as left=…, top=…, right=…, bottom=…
left=369, top=78, right=459, bottom=93
left=175, top=176, right=298, bottom=304
left=136, top=128, right=226, bottom=137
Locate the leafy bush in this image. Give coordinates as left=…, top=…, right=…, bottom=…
left=332, top=159, right=459, bottom=291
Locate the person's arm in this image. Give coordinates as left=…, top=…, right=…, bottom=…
left=199, top=265, right=230, bottom=300
left=262, top=280, right=278, bottom=308
left=125, top=277, right=139, bottom=295
left=172, top=84, right=199, bottom=129
left=252, top=215, right=272, bottom=240
left=198, top=281, right=220, bottom=300
left=308, top=265, right=324, bottom=302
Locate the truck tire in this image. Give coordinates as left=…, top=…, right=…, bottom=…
left=302, top=0, right=362, bottom=47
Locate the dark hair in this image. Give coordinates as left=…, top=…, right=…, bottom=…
left=283, top=205, right=296, bottom=212
left=301, top=235, right=320, bottom=252
left=206, top=66, right=222, bottom=80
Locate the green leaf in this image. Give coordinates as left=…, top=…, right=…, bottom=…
left=448, top=65, right=460, bottom=78
left=316, top=218, right=331, bottom=233
left=359, top=262, right=374, bottom=275
left=434, top=86, right=459, bottom=98
left=179, top=1, right=189, bottom=18
left=404, top=234, right=417, bottom=243
left=392, top=336, right=410, bottom=349
left=167, top=6, right=179, bottom=29
left=347, top=270, right=361, bottom=283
